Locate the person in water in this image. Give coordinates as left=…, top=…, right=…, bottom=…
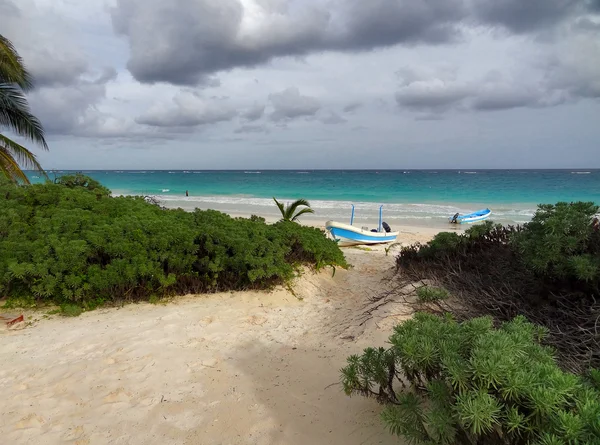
left=185, top=190, right=189, bottom=197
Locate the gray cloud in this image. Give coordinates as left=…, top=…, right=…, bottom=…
left=343, top=102, right=362, bottom=113
left=136, top=92, right=238, bottom=127
left=110, top=0, right=594, bottom=86
left=234, top=124, right=269, bottom=134
left=395, top=67, right=471, bottom=113
left=269, top=87, right=321, bottom=121
left=472, top=0, right=581, bottom=33
left=320, top=112, right=347, bottom=125
left=0, top=0, right=89, bottom=88
left=242, top=103, right=266, bottom=122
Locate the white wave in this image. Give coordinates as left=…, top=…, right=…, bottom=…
left=161, top=189, right=170, bottom=192
left=244, top=171, right=261, bottom=174
left=571, top=171, right=591, bottom=174
left=463, top=171, right=477, bottom=174
left=296, top=172, right=310, bottom=174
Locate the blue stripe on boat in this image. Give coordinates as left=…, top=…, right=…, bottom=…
left=329, top=227, right=397, bottom=242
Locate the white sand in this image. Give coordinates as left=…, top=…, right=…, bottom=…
left=0, top=235, right=434, bottom=445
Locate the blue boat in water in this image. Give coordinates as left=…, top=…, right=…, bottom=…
left=449, top=208, right=492, bottom=224
left=326, top=205, right=399, bottom=246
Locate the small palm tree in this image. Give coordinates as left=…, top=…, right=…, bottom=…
left=0, top=35, right=48, bottom=183
left=273, top=197, right=315, bottom=222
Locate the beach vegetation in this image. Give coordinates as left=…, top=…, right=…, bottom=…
left=396, top=202, right=600, bottom=371
left=273, top=197, right=315, bottom=222
left=341, top=313, right=600, bottom=445
left=0, top=35, right=48, bottom=183
left=0, top=177, right=347, bottom=309
left=416, top=285, right=449, bottom=302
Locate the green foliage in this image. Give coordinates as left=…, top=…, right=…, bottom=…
left=512, top=202, right=600, bottom=282
left=273, top=197, right=315, bottom=222
left=341, top=314, right=600, bottom=445
left=0, top=177, right=346, bottom=308
left=60, top=303, right=83, bottom=317
left=1, top=34, right=48, bottom=184
left=56, top=173, right=111, bottom=198
left=396, top=203, right=600, bottom=371
left=416, top=286, right=449, bottom=302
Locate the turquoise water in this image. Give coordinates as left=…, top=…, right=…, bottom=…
left=28, top=170, right=600, bottom=227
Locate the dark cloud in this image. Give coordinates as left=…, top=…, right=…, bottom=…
left=269, top=87, right=321, bottom=121
left=112, top=0, right=593, bottom=86
left=136, top=92, right=238, bottom=127
left=242, top=104, right=266, bottom=122
left=472, top=0, right=580, bottom=33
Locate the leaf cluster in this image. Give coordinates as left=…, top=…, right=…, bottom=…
left=0, top=177, right=346, bottom=308
left=341, top=313, right=600, bottom=445
left=395, top=204, right=600, bottom=371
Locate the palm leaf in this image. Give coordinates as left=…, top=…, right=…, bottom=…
left=287, top=199, right=312, bottom=220
left=291, top=206, right=315, bottom=222
left=0, top=83, right=48, bottom=148
left=273, top=197, right=286, bottom=219
left=0, top=35, right=33, bottom=90
left=0, top=145, right=30, bottom=183
left=0, top=133, right=46, bottom=177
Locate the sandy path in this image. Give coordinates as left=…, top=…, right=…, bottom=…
left=0, top=247, right=422, bottom=445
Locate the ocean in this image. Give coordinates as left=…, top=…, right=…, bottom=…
left=28, top=170, right=600, bottom=228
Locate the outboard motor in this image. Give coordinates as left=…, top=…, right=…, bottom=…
left=450, top=213, right=460, bottom=224
left=382, top=221, right=391, bottom=233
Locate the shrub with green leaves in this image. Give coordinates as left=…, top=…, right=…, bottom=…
left=341, top=313, right=600, bottom=445
left=0, top=177, right=347, bottom=308
left=395, top=203, right=600, bottom=371
left=512, top=202, right=600, bottom=284
left=416, top=285, right=449, bottom=302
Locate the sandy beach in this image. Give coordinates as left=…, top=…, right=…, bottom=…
left=0, top=230, right=436, bottom=445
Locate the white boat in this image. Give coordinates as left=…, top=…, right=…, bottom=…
left=326, top=205, right=399, bottom=247
left=449, top=208, right=492, bottom=224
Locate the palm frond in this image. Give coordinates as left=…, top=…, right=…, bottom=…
left=0, top=133, right=46, bottom=176
left=0, top=145, right=30, bottom=183
left=291, top=207, right=315, bottom=222
left=0, top=35, right=33, bottom=90
left=273, top=197, right=286, bottom=219
left=0, top=83, right=48, bottom=148
left=286, top=199, right=311, bottom=218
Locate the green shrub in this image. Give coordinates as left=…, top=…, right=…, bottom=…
left=416, top=285, right=449, bottom=302
left=395, top=202, right=600, bottom=371
left=0, top=177, right=347, bottom=308
left=60, top=303, right=83, bottom=317
left=512, top=202, right=600, bottom=282
left=341, top=313, right=600, bottom=445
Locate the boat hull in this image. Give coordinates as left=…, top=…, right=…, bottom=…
left=451, top=209, right=492, bottom=224
left=325, top=221, right=399, bottom=246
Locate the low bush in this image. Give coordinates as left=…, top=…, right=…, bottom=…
left=0, top=177, right=347, bottom=308
left=416, top=285, right=449, bottom=302
left=395, top=203, right=600, bottom=372
left=341, top=313, right=600, bottom=445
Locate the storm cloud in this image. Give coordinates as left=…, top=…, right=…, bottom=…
left=109, top=0, right=596, bottom=86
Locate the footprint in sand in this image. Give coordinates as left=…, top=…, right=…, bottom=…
left=15, top=413, right=46, bottom=429
left=103, top=387, right=132, bottom=404
left=62, top=425, right=87, bottom=442
left=246, top=315, right=268, bottom=326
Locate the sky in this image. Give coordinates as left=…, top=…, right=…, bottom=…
left=1, top=0, right=599, bottom=169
